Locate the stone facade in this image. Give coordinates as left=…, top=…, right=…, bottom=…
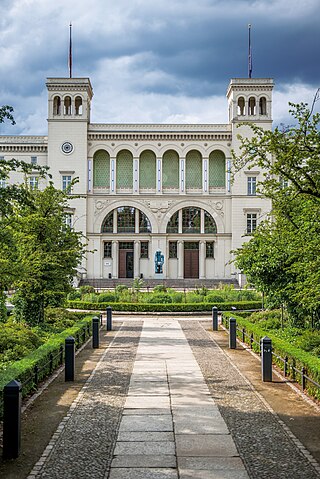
left=0, top=76, right=274, bottom=284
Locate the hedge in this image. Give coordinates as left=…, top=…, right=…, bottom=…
left=0, top=315, right=94, bottom=419
left=222, top=312, right=320, bottom=401
left=67, top=300, right=262, bottom=313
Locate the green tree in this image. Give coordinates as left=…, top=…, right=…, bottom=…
left=10, top=184, right=85, bottom=325
left=233, top=101, right=320, bottom=327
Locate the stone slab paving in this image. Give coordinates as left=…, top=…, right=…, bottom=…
left=110, top=319, right=249, bottom=478
left=181, top=320, right=320, bottom=479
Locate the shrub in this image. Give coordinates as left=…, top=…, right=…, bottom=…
left=186, top=293, right=205, bottom=303
left=0, top=320, right=43, bottom=369
left=0, top=315, right=94, bottom=419
left=146, top=293, right=173, bottom=304
left=153, top=285, right=168, bottom=293
left=206, top=293, right=225, bottom=303
left=79, top=285, right=95, bottom=295
left=67, top=300, right=262, bottom=313
left=82, top=293, right=99, bottom=303
left=115, top=284, right=129, bottom=293
left=67, top=290, right=82, bottom=301
left=97, top=293, right=116, bottom=303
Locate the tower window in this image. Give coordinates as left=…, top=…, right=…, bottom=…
left=53, top=96, right=61, bottom=115
left=248, top=97, right=256, bottom=115
left=75, top=96, right=83, bottom=115
left=62, top=175, right=72, bottom=191
left=259, top=97, right=267, bottom=115
left=247, top=177, right=257, bottom=195
left=64, top=96, right=72, bottom=115
left=247, top=213, right=257, bottom=234
left=31, top=156, right=37, bottom=166
left=237, top=97, right=245, bottom=116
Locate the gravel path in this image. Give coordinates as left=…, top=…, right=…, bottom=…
left=181, top=320, right=320, bottom=479
left=29, top=322, right=142, bottom=479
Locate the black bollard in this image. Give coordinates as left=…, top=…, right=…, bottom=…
left=3, top=380, right=22, bottom=459
left=65, top=336, right=75, bottom=381
left=106, top=306, right=112, bottom=331
left=92, top=316, right=100, bottom=348
left=261, top=336, right=272, bottom=382
left=229, top=317, right=237, bottom=349
left=212, top=306, right=218, bottom=331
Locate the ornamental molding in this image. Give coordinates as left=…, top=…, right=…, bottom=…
left=207, top=200, right=225, bottom=217
left=141, top=199, right=177, bottom=219
left=94, top=199, right=111, bottom=215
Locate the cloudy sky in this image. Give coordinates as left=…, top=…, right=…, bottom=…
left=0, top=0, right=319, bottom=135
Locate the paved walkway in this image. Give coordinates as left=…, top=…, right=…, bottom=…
left=27, top=318, right=320, bottom=479
left=110, top=319, right=248, bottom=478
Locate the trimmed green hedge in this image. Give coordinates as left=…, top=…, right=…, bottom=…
left=222, top=312, right=320, bottom=400
left=0, top=316, right=94, bottom=419
left=67, top=300, right=262, bottom=313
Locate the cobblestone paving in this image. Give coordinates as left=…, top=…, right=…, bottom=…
left=181, top=321, right=320, bottom=479
left=30, top=322, right=142, bottom=479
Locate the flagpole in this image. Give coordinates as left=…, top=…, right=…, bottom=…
left=248, top=24, right=252, bottom=78
left=69, top=22, right=72, bottom=79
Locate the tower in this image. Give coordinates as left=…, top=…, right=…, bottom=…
left=227, top=78, right=274, bottom=264
left=46, top=78, right=93, bottom=278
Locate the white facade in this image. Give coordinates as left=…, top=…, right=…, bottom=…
left=0, top=76, right=274, bottom=285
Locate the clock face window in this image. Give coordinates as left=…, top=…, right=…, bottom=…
left=61, top=142, right=74, bottom=154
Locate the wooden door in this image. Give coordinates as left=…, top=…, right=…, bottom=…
left=184, top=247, right=199, bottom=279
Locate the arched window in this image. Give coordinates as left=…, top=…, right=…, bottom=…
left=237, top=97, right=245, bottom=116
left=64, top=96, right=72, bottom=115
left=139, top=150, right=156, bottom=190
left=116, top=150, right=133, bottom=190
left=102, top=207, right=152, bottom=234
left=162, top=150, right=179, bottom=190
left=249, top=97, right=256, bottom=115
left=166, top=208, right=218, bottom=234
left=209, top=150, right=226, bottom=188
left=75, top=96, right=83, bottom=115
left=182, top=207, right=201, bottom=233
left=53, top=96, right=61, bottom=115
left=259, top=97, right=267, bottom=115
left=186, top=150, right=202, bottom=190
left=93, top=150, right=110, bottom=188
left=101, top=211, right=113, bottom=233
left=139, top=211, right=152, bottom=233
left=117, top=207, right=135, bottom=233
left=204, top=211, right=217, bottom=233
left=166, top=211, right=179, bottom=233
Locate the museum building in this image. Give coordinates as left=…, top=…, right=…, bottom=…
left=0, top=76, right=274, bottom=285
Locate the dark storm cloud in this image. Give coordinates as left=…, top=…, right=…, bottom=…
left=0, top=0, right=319, bottom=134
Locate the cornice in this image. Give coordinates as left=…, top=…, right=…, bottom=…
left=0, top=136, right=48, bottom=153
left=88, top=124, right=232, bottom=141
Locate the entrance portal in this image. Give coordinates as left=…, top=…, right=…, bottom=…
left=119, top=242, right=134, bottom=278
left=184, top=242, right=199, bottom=278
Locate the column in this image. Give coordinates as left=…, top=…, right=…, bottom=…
left=113, top=209, right=117, bottom=234
left=112, top=241, right=118, bottom=278
left=156, top=157, right=162, bottom=194
left=200, top=209, right=205, bottom=234
left=199, top=241, right=205, bottom=279
left=110, top=157, right=116, bottom=194
left=133, top=157, right=139, bottom=194
left=203, top=157, right=208, bottom=193
left=134, top=240, right=140, bottom=278
left=180, top=157, right=185, bottom=194
left=178, top=240, right=184, bottom=279
left=178, top=209, right=183, bottom=234
left=135, top=208, right=139, bottom=234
